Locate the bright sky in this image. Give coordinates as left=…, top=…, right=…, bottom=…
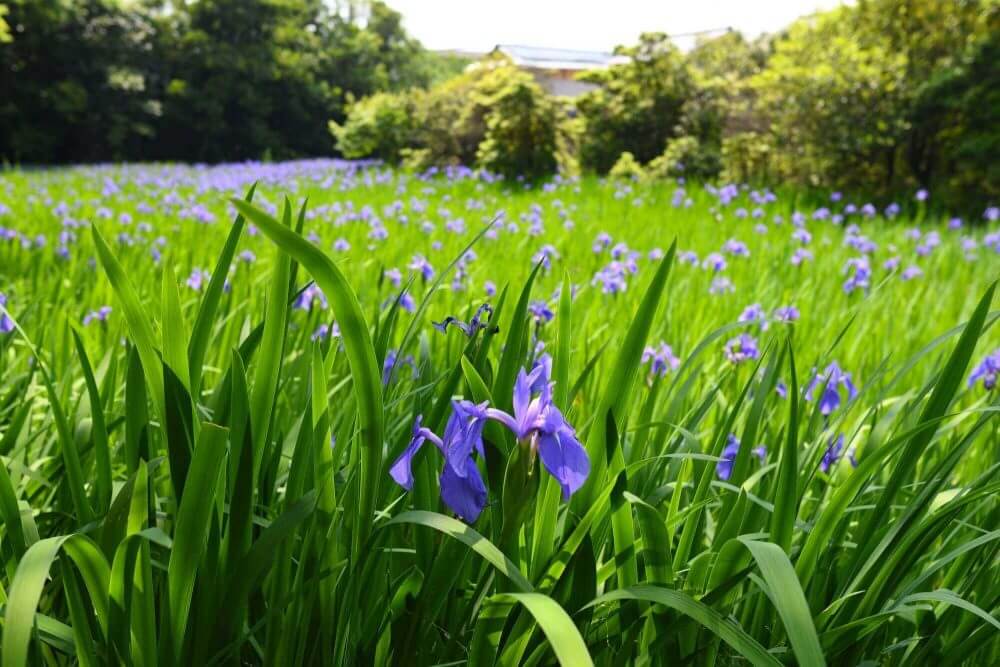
left=385, top=0, right=849, bottom=52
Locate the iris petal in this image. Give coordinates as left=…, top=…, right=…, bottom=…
left=536, top=428, right=590, bottom=500
left=440, top=459, right=488, bottom=522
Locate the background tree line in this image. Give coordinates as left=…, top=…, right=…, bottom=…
left=0, top=0, right=463, bottom=163
left=2, top=0, right=998, bottom=211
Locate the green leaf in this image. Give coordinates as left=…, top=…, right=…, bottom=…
left=384, top=510, right=533, bottom=592
left=232, top=198, right=384, bottom=558
left=492, top=592, right=593, bottom=667
left=740, top=538, right=826, bottom=667
left=584, top=585, right=781, bottom=667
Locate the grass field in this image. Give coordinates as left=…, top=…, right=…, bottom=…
left=0, top=160, right=998, bottom=665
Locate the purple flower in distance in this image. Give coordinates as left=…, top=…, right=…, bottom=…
left=901, top=265, right=923, bottom=281
left=0, top=293, right=14, bottom=334
left=528, top=300, right=554, bottom=324
left=709, top=277, right=735, bottom=295
left=642, top=342, right=680, bottom=377
left=716, top=434, right=766, bottom=480
left=805, top=362, right=858, bottom=414
left=409, top=254, right=435, bottom=281
left=484, top=280, right=497, bottom=297
left=724, top=334, right=759, bottom=364
left=738, top=303, right=769, bottom=330
left=312, top=322, right=341, bottom=341
left=702, top=252, right=727, bottom=272
left=186, top=268, right=211, bottom=292
left=915, top=189, right=928, bottom=202
left=969, top=349, right=1000, bottom=390
left=678, top=250, right=699, bottom=266
left=384, top=268, right=402, bottom=287
left=383, top=349, right=416, bottom=386
left=592, top=232, right=612, bottom=253
left=820, top=434, right=857, bottom=473
left=774, top=306, right=800, bottom=323
left=723, top=238, right=750, bottom=257
left=843, top=257, right=871, bottom=294
left=83, top=306, right=112, bottom=326
left=790, top=248, right=813, bottom=266
left=433, top=304, right=494, bottom=337
left=295, top=283, right=328, bottom=311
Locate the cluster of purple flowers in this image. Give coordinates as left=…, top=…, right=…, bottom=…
left=969, top=349, right=1000, bottom=390
left=0, top=293, right=14, bottom=334
left=389, top=354, right=589, bottom=521
left=642, top=342, right=680, bottom=377
left=82, top=306, right=112, bottom=326
left=724, top=334, right=760, bottom=365
left=716, top=434, right=766, bottom=480
left=804, top=362, right=858, bottom=414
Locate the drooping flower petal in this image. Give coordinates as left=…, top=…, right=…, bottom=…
left=439, top=459, right=488, bottom=522
left=536, top=424, right=590, bottom=500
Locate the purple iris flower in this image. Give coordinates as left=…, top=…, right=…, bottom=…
left=484, top=280, right=497, bottom=297
left=433, top=304, right=494, bottom=337
left=186, top=268, right=211, bottom=292
left=295, top=283, right=328, bottom=311
left=901, top=265, right=923, bottom=281
left=883, top=256, right=901, bottom=271
left=0, top=293, right=14, bottom=334
left=334, top=238, right=350, bottom=251
left=312, top=322, right=341, bottom=341
left=592, top=263, right=629, bottom=294
left=642, top=342, right=680, bottom=377
left=528, top=300, right=554, bottom=324
left=389, top=409, right=489, bottom=522
left=773, top=306, right=799, bottom=323
left=389, top=355, right=589, bottom=521
left=383, top=349, right=416, bottom=385
left=716, top=434, right=766, bottom=480
left=592, top=232, right=612, bottom=253
left=843, top=257, right=871, bottom=294
left=723, top=239, right=750, bottom=257
left=738, top=303, right=769, bottom=330
left=678, top=250, right=699, bottom=266
left=702, top=252, right=727, bottom=272
left=915, top=189, right=928, bottom=202
left=384, top=268, right=402, bottom=287
left=482, top=356, right=589, bottom=500
left=724, top=334, right=759, bottom=364
left=409, top=254, right=435, bottom=281
left=83, top=306, right=112, bottom=326
left=805, top=362, right=858, bottom=414
left=969, top=349, right=1000, bottom=390
left=709, top=277, right=735, bottom=295
left=820, top=434, right=857, bottom=473
left=791, top=248, right=813, bottom=266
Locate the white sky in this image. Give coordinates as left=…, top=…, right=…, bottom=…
left=385, top=0, right=849, bottom=52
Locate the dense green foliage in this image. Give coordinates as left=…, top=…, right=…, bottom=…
left=0, top=162, right=998, bottom=664
left=330, top=0, right=998, bottom=208
left=0, top=0, right=444, bottom=163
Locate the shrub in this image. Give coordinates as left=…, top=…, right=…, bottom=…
left=576, top=33, right=695, bottom=173
left=468, top=64, right=560, bottom=179
left=330, top=91, right=416, bottom=164
left=648, top=136, right=720, bottom=180
left=608, top=151, right=645, bottom=181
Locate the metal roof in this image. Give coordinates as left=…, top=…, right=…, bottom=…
left=494, top=44, right=628, bottom=71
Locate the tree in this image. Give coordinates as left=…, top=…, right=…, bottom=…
left=575, top=33, right=694, bottom=173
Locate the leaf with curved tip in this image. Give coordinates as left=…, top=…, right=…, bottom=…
left=583, top=584, right=781, bottom=667
left=383, top=510, right=533, bottom=592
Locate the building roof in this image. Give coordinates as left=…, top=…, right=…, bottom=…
left=493, top=44, right=628, bottom=71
